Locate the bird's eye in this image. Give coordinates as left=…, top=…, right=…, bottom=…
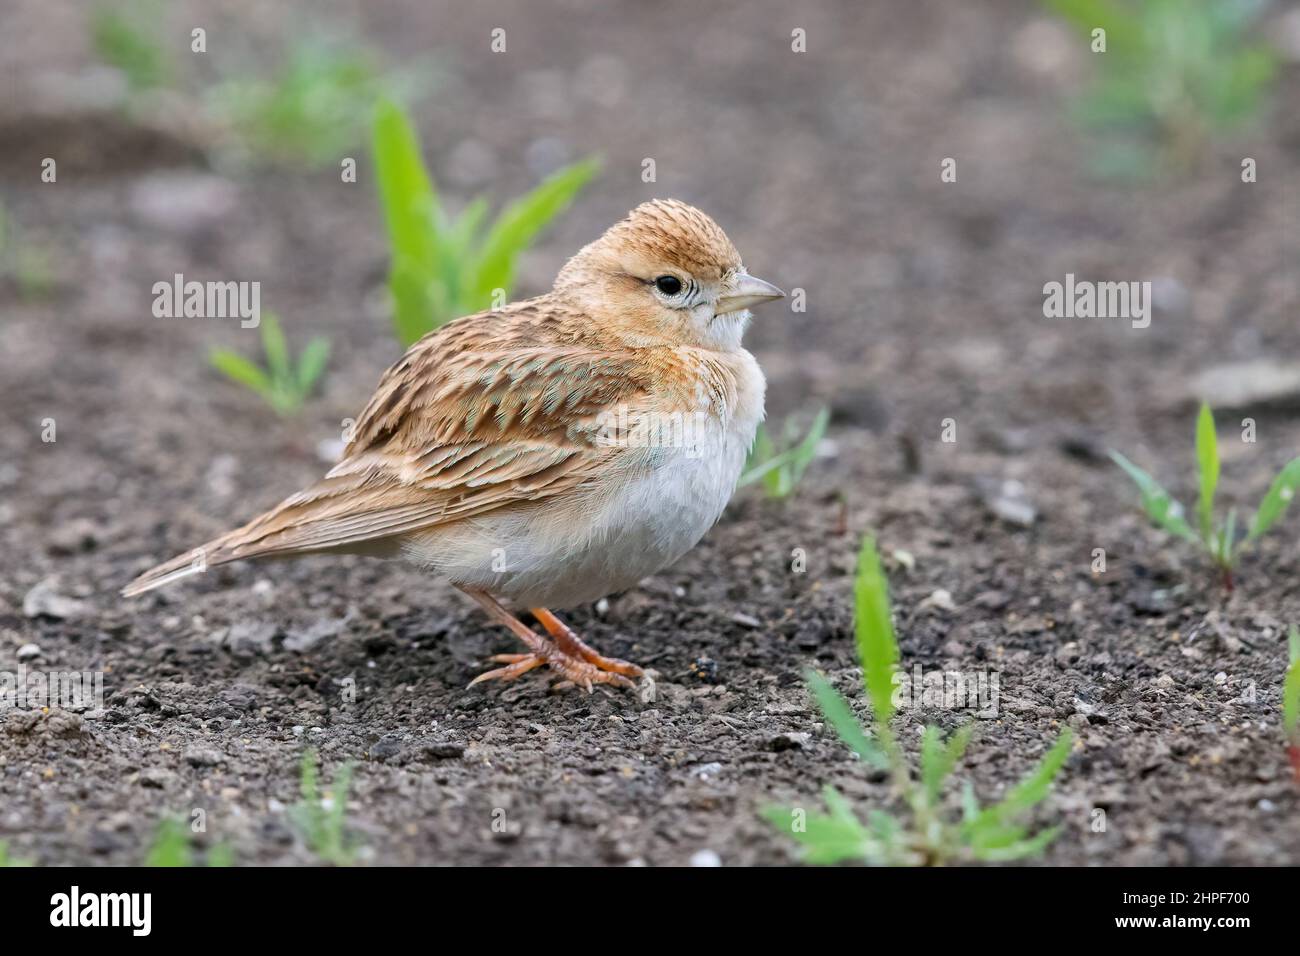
left=654, top=275, right=683, bottom=296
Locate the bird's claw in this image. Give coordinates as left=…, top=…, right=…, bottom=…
left=470, top=645, right=637, bottom=692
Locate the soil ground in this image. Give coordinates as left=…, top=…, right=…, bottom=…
left=1, top=0, right=1298, bottom=865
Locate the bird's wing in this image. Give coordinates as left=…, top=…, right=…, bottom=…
left=207, top=311, right=653, bottom=561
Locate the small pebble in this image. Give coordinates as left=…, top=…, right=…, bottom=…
left=768, top=732, right=811, bottom=752
left=919, top=589, right=957, bottom=613
left=184, top=747, right=223, bottom=768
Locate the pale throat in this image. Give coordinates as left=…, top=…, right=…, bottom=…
left=700, top=308, right=752, bottom=351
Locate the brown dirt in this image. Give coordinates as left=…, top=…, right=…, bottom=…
left=2, top=0, right=1298, bottom=866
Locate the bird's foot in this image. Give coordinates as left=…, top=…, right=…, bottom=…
left=471, top=643, right=636, bottom=693
left=457, top=587, right=645, bottom=694
left=531, top=607, right=645, bottom=682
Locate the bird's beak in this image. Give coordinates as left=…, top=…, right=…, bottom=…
left=715, top=273, right=785, bottom=316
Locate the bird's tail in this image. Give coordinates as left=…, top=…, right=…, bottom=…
left=122, top=464, right=433, bottom=598
left=120, top=485, right=334, bottom=597
left=121, top=525, right=257, bottom=597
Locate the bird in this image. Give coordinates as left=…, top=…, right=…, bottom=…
left=123, top=199, right=785, bottom=693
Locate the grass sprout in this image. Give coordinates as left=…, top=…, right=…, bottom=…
left=91, top=1, right=169, bottom=93
left=1111, top=402, right=1300, bottom=589
left=764, top=536, right=1072, bottom=865
left=372, top=96, right=599, bottom=346
left=740, top=407, right=830, bottom=499
left=209, top=313, right=330, bottom=417
left=143, top=817, right=232, bottom=867
left=211, top=40, right=414, bottom=168
left=0, top=841, right=33, bottom=867
left=289, top=749, right=357, bottom=865
left=0, top=204, right=58, bottom=301
left=1285, top=625, right=1300, bottom=784
left=89, top=8, right=416, bottom=168
left=1042, top=0, right=1277, bottom=177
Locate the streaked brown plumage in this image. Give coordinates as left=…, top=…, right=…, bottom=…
left=124, top=199, right=785, bottom=692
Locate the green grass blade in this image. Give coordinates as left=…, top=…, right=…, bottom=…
left=960, top=780, right=982, bottom=825
left=1219, top=506, right=1237, bottom=566
left=372, top=96, right=440, bottom=344
left=784, top=407, right=829, bottom=492
left=296, top=337, right=331, bottom=394
left=967, top=821, right=1029, bottom=850
left=738, top=436, right=791, bottom=488
left=297, top=748, right=322, bottom=836
left=977, top=729, right=1072, bottom=826
left=854, top=536, right=899, bottom=729
left=866, top=808, right=902, bottom=842
left=209, top=348, right=272, bottom=398
left=1247, top=457, right=1300, bottom=541
left=1040, top=0, right=1141, bottom=54
left=761, top=803, right=874, bottom=865
left=450, top=196, right=490, bottom=252
left=324, top=762, right=354, bottom=864
left=206, top=844, right=234, bottom=867
left=945, top=723, right=975, bottom=766
left=0, top=841, right=32, bottom=867
left=1195, top=402, right=1219, bottom=545
left=738, top=410, right=828, bottom=497
left=91, top=3, right=169, bottom=91
left=260, top=314, right=292, bottom=385
left=1285, top=625, right=1300, bottom=739
left=921, top=724, right=973, bottom=805
left=919, top=725, right=944, bottom=802
left=144, top=818, right=192, bottom=867
left=467, top=157, right=599, bottom=308
left=805, top=668, right=888, bottom=769
left=211, top=40, right=391, bottom=168
left=1109, top=450, right=1198, bottom=542
left=819, top=784, right=858, bottom=826
left=971, top=824, right=1062, bottom=862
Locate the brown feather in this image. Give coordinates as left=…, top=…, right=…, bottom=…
left=123, top=199, right=762, bottom=598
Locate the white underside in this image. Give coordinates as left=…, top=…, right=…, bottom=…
left=400, top=352, right=764, bottom=608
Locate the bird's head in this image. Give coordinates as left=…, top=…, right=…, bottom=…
left=554, top=199, right=784, bottom=351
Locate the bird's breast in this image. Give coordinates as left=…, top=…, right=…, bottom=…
left=424, top=348, right=765, bottom=608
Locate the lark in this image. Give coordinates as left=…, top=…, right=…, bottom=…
left=124, top=200, right=784, bottom=692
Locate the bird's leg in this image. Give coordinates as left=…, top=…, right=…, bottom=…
left=457, top=587, right=636, bottom=692
left=531, top=607, right=645, bottom=680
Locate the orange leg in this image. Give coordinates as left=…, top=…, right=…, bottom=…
left=531, top=607, right=645, bottom=680
left=457, top=587, right=639, bottom=693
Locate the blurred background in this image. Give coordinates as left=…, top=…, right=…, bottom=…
left=3, top=0, right=1297, bottom=463
left=1, top=0, right=1298, bottom=866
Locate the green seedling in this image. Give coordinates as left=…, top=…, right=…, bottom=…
left=289, top=749, right=357, bottom=865
left=143, top=817, right=190, bottom=866
left=1042, top=0, right=1276, bottom=176
left=739, top=407, right=829, bottom=499
left=1285, top=626, right=1300, bottom=784
left=372, top=96, right=599, bottom=346
left=211, top=40, right=414, bottom=168
left=764, top=536, right=1072, bottom=865
left=91, top=1, right=169, bottom=92
left=1111, top=403, right=1300, bottom=589
left=209, top=313, right=330, bottom=417
left=0, top=841, right=33, bottom=867
left=143, top=817, right=232, bottom=867
left=0, top=204, right=57, bottom=301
